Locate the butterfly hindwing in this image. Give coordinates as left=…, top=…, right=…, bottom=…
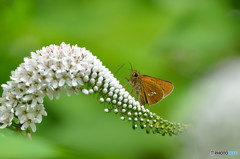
left=136, top=89, right=147, bottom=106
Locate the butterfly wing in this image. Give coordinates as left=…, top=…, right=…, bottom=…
left=136, top=88, right=148, bottom=106
left=141, top=75, right=174, bottom=106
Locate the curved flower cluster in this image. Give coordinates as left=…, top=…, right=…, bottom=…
left=0, top=42, right=188, bottom=135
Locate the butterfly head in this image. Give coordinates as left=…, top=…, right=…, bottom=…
left=131, top=70, right=140, bottom=78
left=130, top=70, right=141, bottom=85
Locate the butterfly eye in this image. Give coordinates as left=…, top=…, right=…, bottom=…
left=134, top=73, right=138, bottom=77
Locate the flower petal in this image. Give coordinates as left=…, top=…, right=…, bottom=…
left=21, top=122, right=29, bottom=130
left=72, top=79, right=78, bottom=87
left=52, top=80, right=58, bottom=88
left=30, top=123, right=36, bottom=132
left=31, top=100, right=37, bottom=107
left=0, top=123, right=8, bottom=129
left=59, top=79, right=65, bottom=87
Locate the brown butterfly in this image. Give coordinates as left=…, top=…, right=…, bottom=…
left=120, top=67, right=174, bottom=106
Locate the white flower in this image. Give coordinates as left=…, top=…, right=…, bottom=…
left=51, top=59, right=65, bottom=72
left=34, top=104, right=47, bottom=123
left=38, top=59, right=54, bottom=76
left=26, top=74, right=42, bottom=93
left=2, top=92, right=18, bottom=107
left=41, top=84, right=54, bottom=100
left=53, top=87, right=63, bottom=99
left=24, top=57, right=38, bottom=72
left=66, top=85, right=81, bottom=96
left=18, top=69, right=34, bottom=86
left=15, top=105, right=28, bottom=123
left=22, top=91, right=44, bottom=107
left=0, top=106, right=14, bottom=128
left=21, top=119, right=37, bottom=132
left=0, top=42, right=187, bottom=135
left=46, top=71, right=59, bottom=88
left=45, top=70, right=58, bottom=89
left=71, top=72, right=84, bottom=87
left=62, top=56, right=76, bottom=71
left=56, top=70, right=72, bottom=87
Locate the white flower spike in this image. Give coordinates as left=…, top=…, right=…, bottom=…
left=0, top=42, right=188, bottom=135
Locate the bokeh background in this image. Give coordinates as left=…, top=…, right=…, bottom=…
left=0, top=0, right=240, bottom=159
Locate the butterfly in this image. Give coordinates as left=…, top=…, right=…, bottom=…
left=120, top=68, right=174, bottom=106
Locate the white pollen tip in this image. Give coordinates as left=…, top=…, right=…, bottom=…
left=108, top=91, right=113, bottom=96
left=114, top=109, right=118, bottom=113
left=100, top=98, right=104, bottom=102
left=89, top=89, right=94, bottom=94
left=104, top=108, right=109, bottom=113
left=90, top=78, right=95, bottom=84
left=112, top=100, right=116, bottom=104
left=106, top=98, right=111, bottom=102
left=96, top=81, right=102, bottom=87
left=102, top=88, right=108, bottom=94
left=83, top=76, right=89, bottom=82
left=82, top=89, right=89, bottom=95
left=93, top=86, right=98, bottom=91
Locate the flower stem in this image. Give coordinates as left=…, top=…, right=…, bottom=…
left=27, top=129, right=32, bottom=140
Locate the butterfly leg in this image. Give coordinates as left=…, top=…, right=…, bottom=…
left=120, top=77, right=130, bottom=88
left=119, top=77, right=129, bottom=82
left=129, top=84, right=137, bottom=95
left=123, top=81, right=130, bottom=88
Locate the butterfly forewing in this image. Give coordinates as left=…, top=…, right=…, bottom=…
left=141, top=75, right=174, bottom=106
left=148, top=75, right=174, bottom=97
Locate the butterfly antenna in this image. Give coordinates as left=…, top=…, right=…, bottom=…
left=114, top=62, right=130, bottom=75
left=129, top=62, right=133, bottom=71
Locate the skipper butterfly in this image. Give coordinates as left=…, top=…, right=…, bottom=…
left=119, top=65, right=174, bottom=106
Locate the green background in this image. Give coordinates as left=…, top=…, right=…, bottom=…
left=0, top=0, right=240, bottom=159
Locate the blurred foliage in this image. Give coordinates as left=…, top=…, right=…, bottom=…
left=0, top=0, right=239, bottom=158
